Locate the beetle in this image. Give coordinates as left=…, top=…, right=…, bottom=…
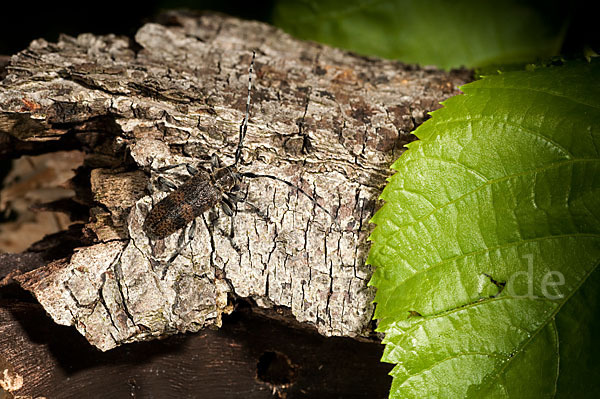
left=142, top=51, right=337, bottom=243
left=142, top=159, right=240, bottom=240
left=142, top=51, right=254, bottom=240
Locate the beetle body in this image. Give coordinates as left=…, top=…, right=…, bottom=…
left=143, top=166, right=238, bottom=239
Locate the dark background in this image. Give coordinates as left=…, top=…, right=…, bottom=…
left=0, top=0, right=274, bottom=56
left=0, top=0, right=598, bottom=59
left=0, top=1, right=597, bottom=398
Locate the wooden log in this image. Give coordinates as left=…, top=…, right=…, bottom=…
left=0, top=300, right=393, bottom=398
left=0, top=11, right=471, bottom=351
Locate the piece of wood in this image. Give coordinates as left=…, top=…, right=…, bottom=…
left=0, top=11, right=471, bottom=350
left=0, top=299, right=392, bottom=398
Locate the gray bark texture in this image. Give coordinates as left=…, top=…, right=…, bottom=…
left=0, top=11, right=470, bottom=351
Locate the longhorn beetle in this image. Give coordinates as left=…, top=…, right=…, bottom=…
left=142, top=51, right=337, bottom=242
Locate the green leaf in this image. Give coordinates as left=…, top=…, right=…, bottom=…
left=367, top=60, right=600, bottom=398
left=272, top=0, right=568, bottom=70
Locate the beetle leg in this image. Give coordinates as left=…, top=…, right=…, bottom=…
left=221, top=197, right=235, bottom=216
left=231, top=183, right=241, bottom=192
left=210, top=154, right=221, bottom=172
left=167, top=228, right=187, bottom=266
left=152, top=162, right=198, bottom=175
left=225, top=191, right=244, bottom=204
left=188, top=219, right=197, bottom=241
left=156, top=176, right=177, bottom=192
left=185, top=163, right=199, bottom=176
left=176, top=228, right=186, bottom=248
left=146, top=178, right=155, bottom=195
left=166, top=218, right=197, bottom=268
left=156, top=164, right=180, bottom=172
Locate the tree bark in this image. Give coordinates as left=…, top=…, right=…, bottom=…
left=0, top=11, right=471, bottom=351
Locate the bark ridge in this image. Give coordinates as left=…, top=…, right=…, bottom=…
left=0, top=11, right=470, bottom=350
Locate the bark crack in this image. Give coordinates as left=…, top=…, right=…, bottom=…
left=113, top=253, right=136, bottom=327
left=1, top=11, right=470, bottom=350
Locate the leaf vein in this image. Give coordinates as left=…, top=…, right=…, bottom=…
left=382, top=233, right=600, bottom=311
left=418, top=115, right=575, bottom=159
left=467, top=85, right=600, bottom=112
left=380, top=158, right=599, bottom=254
left=479, top=260, right=600, bottom=391
left=395, top=352, right=508, bottom=389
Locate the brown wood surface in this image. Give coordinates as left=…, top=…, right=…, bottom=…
left=0, top=297, right=392, bottom=398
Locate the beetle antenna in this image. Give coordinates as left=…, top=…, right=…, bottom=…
left=242, top=172, right=341, bottom=230
left=234, top=51, right=255, bottom=166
